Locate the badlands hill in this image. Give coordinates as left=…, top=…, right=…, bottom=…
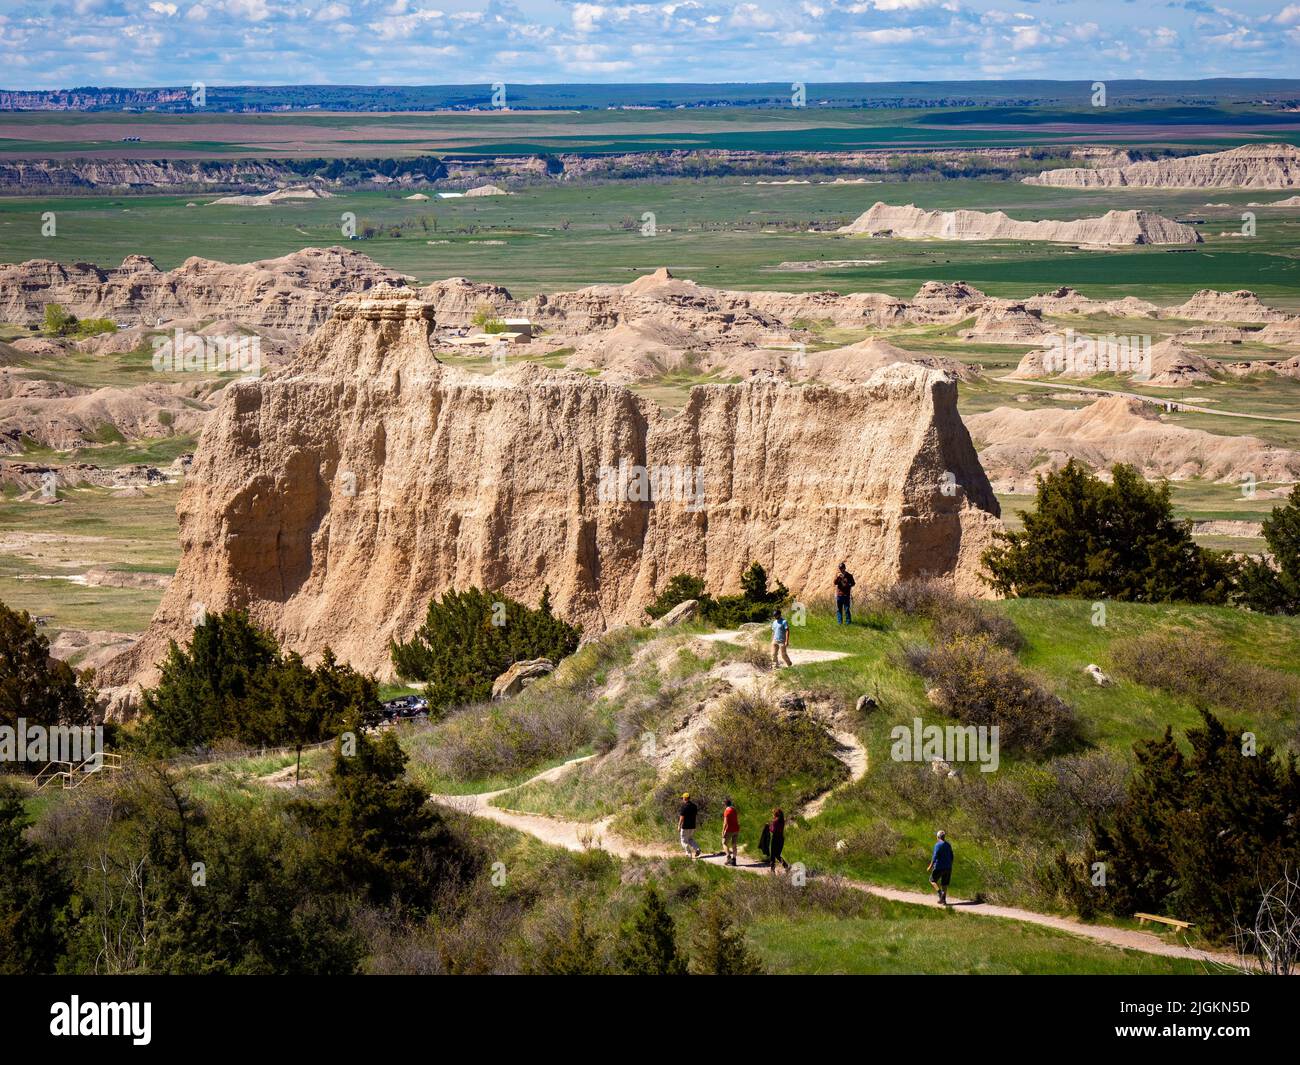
left=1024, top=143, right=1300, bottom=189
left=0, top=247, right=408, bottom=332
left=968, top=396, right=1300, bottom=490
left=838, top=203, right=1200, bottom=246
left=100, top=286, right=1002, bottom=691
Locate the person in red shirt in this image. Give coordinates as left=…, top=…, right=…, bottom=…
left=722, top=797, right=740, bottom=866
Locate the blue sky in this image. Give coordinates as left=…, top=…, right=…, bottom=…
left=1, top=0, right=1298, bottom=89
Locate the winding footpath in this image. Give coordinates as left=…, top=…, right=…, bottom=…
left=432, top=630, right=1245, bottom=971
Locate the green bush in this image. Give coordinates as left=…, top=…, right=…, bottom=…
left=0, top=602, right=96, bottom=758
left=41, top=303, right=76, bottom=337
left=390, top=586, right=580, bottom=713
left=645, top=562, right=789, bottom=627
left=1090, top=711, right=1300, bottom=941
left=1237, top=485, right=1300, bottom=615
left=142, top=610, right=381, bottom=751
left=982, top=461, right=1237, bottom=604
left=904, top=634, right=1078, bottom=757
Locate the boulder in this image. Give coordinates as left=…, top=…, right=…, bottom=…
left=776, top=692, right=807, bottom=714
left=651, top=599, right=699, bottom=629
left=1084, top=663, right=1113, bottom=687
left=491, top=657, right=555, bottom=701
left=855, top=694, right=879, bottom=715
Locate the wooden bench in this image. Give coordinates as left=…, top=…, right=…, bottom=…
left=1135, top=912, right=1194, bottom=932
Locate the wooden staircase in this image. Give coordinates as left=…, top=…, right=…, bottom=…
left=33, top=752, right=124, bottom=791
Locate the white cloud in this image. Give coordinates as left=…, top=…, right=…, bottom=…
left=224, top=0, right=272, bottom=21
left=314, top=2, right=350, bottom=20
left=857, top=26, right=918, bottom=42
left=148, top=2, right=179, bottom=15
left=572, top=4, right=606, bottom=33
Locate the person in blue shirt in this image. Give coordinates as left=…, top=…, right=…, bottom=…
left=928, top=830, right=954, bottom=905
left=771, top=609, right=792, bottom=669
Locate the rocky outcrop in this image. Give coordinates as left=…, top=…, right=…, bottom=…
left=793, top=338, right=980, bottom=384
left=0, top=370, right=215, bottom=453
left=491, top=658, right=554, bottom=700
left=968, top=396, right=1300, bottom=489
left=960, top=303, right=1047, bottom=344
left=1024, top=144, right=1300, bottom=190
left=0, top=247, right=410, bottom=332
left=838, top=203, right=1201, bottom=246
left=1163, top=289, right=1293, bottom=324
left=906, top=281, right=988, bottom=323
left=1021, top=287, right=1159, bottom=319
left=100, top=286, right=1002, bottom=691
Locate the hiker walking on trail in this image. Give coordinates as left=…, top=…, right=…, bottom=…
left=771, top=609, right=792, bottom=669
left=834, top=562, right=856, bottom=625
left=928, top=829, right=954, bottom=905
left=767, top=808, right=789, bottom=874
left=722, top=797, right=740, bottom=866
left=679, top=792, right=702, bottom=860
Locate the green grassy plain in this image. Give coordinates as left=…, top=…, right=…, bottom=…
left=3, top=179, right=1298, bottom=303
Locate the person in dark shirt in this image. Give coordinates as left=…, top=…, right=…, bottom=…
left=767, top=807, right=789, bottom=875
left=833, top=562, right=856, bottom=625
left=678, top=792, right=701, bottom=860
left=928, top=829, right=954, bottom=905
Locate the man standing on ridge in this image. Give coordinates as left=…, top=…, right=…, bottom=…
left=928, top=829, right=954, bottom=905
left=834, top=561, right=856, bottom=625
left=678, top=792, right=702, bottom=860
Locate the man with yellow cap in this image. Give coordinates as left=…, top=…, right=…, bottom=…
left=677, top=792, right=701, bottom=860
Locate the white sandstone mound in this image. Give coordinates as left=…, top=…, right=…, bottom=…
left=1024, top=143, right=1300, bottom=190
left=464, top=184, right=510, bottom=197
left=968, top=395, right=1300, bottom=488
left=838, top=203, right=1200, bottom=246
left=208, top=186, right=334, bottom=206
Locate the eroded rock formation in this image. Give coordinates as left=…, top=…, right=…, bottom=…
left=100, top=286, right=1002, bottom=691
left=838, top=203, right=1201, bottom=245
left=1023, top=143, right=1300, bottom=190
left=0, top=246, right=409, bottom=331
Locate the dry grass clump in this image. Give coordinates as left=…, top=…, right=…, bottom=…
left=904, top=635, right=1078, bottom=757
left=1110, top=631, right=1300, bottom=718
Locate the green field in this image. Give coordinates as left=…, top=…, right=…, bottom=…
left=4, top=102, right=1300, bottom=157
left=3, top=179, right=1299, bottom=303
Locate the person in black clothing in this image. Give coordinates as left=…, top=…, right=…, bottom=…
left=767, top=807, right=789, bottom=874
left=678, top=792, right=701, bottom=860
left=834, top=562, right=856, bottom=625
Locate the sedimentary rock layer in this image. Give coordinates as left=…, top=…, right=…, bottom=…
left=101, top=286, right=1002, bottom=689
left=1024, top=143, right=1300, bottom=190
left=0, top=247, right=409, bottom=331
left=838, top=203, right=1201, bottom=245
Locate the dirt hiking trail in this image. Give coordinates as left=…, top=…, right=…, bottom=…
left=433, top=627, right=1242, bottom=969
left=433, top=759, right=1240, bottom=969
